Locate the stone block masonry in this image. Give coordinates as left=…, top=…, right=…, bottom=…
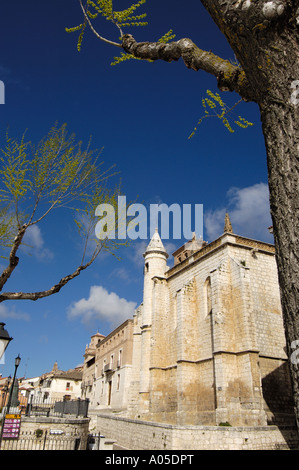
left=126, top=227, right=296, bottom=428
left=96, top=413, right=299, bottom=450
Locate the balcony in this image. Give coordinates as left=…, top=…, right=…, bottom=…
left=104, top=364, right=112, bottom=373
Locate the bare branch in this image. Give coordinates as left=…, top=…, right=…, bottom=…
left=0, top=243, right=104, bottom=303
left=79, top=0, right=122, bottom=48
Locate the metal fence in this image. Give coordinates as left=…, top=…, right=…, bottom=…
left=1, top=430, right=85, bottom=450
left=25, top=397, right=89, bottom=418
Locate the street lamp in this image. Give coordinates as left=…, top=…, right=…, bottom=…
left=0, top=323, right=12, bottom=362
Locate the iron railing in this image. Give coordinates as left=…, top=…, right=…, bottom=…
left=25, top=397, right=89, bottom=418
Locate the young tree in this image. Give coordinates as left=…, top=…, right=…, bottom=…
left=68, top=0, right=299, bottom=425
left=0, top=122, right=123, bottom=302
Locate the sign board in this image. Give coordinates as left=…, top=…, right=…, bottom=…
left=2, top=414, right=21, bottom=439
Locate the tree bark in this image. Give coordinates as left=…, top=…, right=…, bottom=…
left=260, top=97, right=299, bottom=426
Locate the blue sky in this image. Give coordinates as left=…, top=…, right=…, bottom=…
left=0, top=0, right=272, bottom=379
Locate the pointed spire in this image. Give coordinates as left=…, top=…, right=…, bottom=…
left=224, top=212, right=233, bottom=233
left=52, top=361, right=59, bottom=373
left=144, top=229, right=168, bottom=258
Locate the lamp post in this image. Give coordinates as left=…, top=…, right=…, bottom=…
left=0, top=323, right=12, bottom=363
left=6, top=355, right=21, bottom=414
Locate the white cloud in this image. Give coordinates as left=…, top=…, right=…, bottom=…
left=204, top=183, right=273, bottom=242
left=67, top=285, right=137, bottom=328
left=22, top=225, right=54, bottom=261
left=0, top=303, right=30, bottom=322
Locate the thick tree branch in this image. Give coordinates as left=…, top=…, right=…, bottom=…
left=0, top=249, right=101, bottom=303
left=121, top=34, right=255, bottom=101
left=0, top=224, right=28, bottom=292
left=76, top=0, right=254, bottom=99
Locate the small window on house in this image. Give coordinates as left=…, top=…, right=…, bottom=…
left=66, top=382, right=70, bottom=390
left=117, top=374, right=120, bottom=391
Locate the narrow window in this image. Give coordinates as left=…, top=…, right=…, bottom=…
left=118, top=349, right=122, bottom=368
left=204, top=276, right=212, bottom=316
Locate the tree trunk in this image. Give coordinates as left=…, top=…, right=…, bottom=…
left=260, top=97, right=299, bottom=426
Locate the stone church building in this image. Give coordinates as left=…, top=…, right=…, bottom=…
left=126, top=215, right=295, bottom=428
left=86, top=215, right=298, bottom=449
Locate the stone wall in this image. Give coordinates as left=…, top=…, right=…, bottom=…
left=96, top=413, right=299, bottom=450
left=1, top=416, right=90, bottom=450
